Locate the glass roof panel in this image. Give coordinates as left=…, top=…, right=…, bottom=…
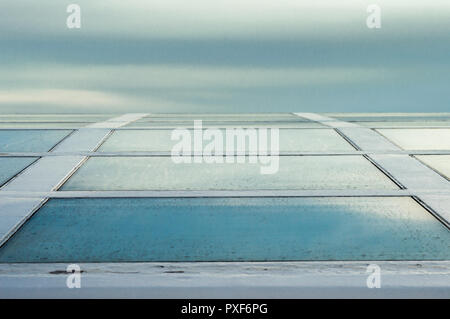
left=359, top=121, right=450, bottom=128
left=0, top=157, right=37, bottom=186
left=99, top=129, right=354, bottom=152
left=377, top=129, right=450, bottom=150
left=124, top=121, right=324, bottom=128
left=326, top=113, right=450, bottom=122
left=0, top=115, right=112, bottom=122
left=61, top=156, right=398, bottom=191
left=0, top=130, right=72, bottom=152
left=415, top=155, right=450, bottom=180
left=0, top=123, right=89, bottom=129
left=139, top=113, right=301, bottom=120
left=0, top=197, right=447, bottom=262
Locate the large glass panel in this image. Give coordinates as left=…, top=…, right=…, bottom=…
left=99, top=129, right=354, bottom=152
left=138, top=113, right=302, bottom=121
left=415, top=155, right=450, bottom=180
left=0, top=130, right=72, bottom=152
left=0, top=123, right=88, bottom=129
left=137, top=118, right=305, bottom=123
left=61, top=156, right=397, bottom=191
left=0, top=157, right=37, bottom=186
left=125, top=121, right=323, bottom=128
left=377, top=129, right=450, bottom=150
left=359, top=121, right=450, bottom=128
left=0, top=197, right=447, bottom=262
left=327, top=113, right=450, bottom=122
left=0, top=115, right=112, bottom=122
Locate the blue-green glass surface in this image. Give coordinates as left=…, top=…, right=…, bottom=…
left=0, top=130, right=71, bottom=152
left=99, top=129, right=354, bottom=152
left=125, top=121, right=323, bottom=128
left=328, top=114, right=450, bottom=122
left=0, top=123, right=89, bottom=129
left=0, top=197, right=448, bottom=262
left=0, top=157, right=37, bottom=186
left=137, top=113, right=304, bottom=122
left=0, top=115, right=110, bottom=122
left=60, top=156, right=398, bottom=191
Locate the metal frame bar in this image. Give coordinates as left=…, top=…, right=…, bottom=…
left=2, top=189, right=450, bottom=198
left=2, top=150, right=450, bottom=157
left=1, top=124, right=450, bottom=130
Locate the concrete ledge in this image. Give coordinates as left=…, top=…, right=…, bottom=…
left=0, top=261, right=449, bottom=298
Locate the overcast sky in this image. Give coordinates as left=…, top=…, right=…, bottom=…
left=0, top=0, right=449, bottom=113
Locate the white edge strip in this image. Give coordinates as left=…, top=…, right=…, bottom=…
left=86, top=113, right=148, bottom=128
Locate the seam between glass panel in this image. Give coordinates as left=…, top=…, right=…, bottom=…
left=47, top=129, right=77, bottom=152
left=370, top=128, right=406, bottom=150
left=362, top=154, right=406, bottom=190
left=0, top=198, right=48, bottom=249
left=51, top=130, right=115, bottom=191
left=412, top=196, right=450, bottom=230
left=412, top=155, right=450, bottom=182
left=334, top=128, right=360, bottom=151
left=0, top=157, right=40, bottom=190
